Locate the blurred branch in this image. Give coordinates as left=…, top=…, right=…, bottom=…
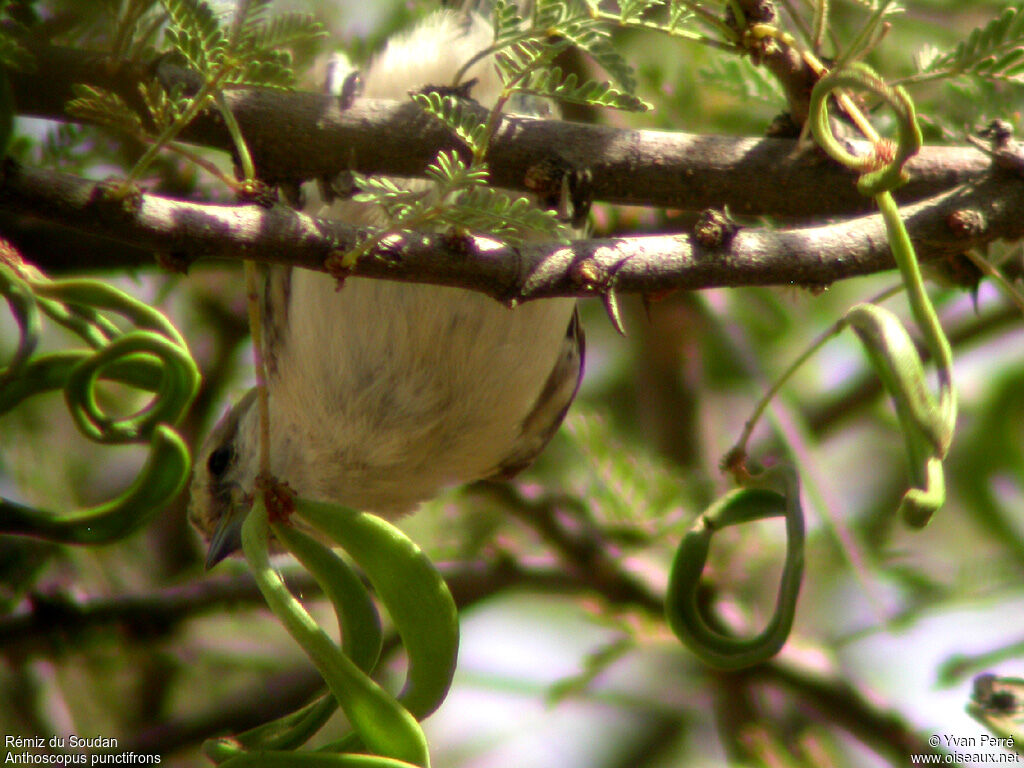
left=468, top=481, right=663, bottom=611
left=0, top=569, right=317, bottom=657
left=0, top=557, right=578, bottom=657
left=124, top=663, right=326, bottom=757
left=8, top=41, right=990, bottom=219
left=749, top=662, right=945, bottom=764
left=3, top=161, right=1024, bottom=301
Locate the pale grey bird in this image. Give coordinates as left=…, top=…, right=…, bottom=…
left=189, top=10, right=584, bottom=566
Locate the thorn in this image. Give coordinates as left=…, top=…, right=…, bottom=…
left=602, top=287, right=626, bottom=336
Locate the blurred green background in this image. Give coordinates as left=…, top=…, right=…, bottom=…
left=2, top=1, right=1024, bottom=766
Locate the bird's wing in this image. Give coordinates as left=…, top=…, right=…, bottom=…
left=489, top=304, right=584, bottom=479
left=261, top=263, right=292, bottom=379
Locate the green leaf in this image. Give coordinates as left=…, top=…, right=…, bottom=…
left=231, top=53, right=296, bottom=89
left=160, top=0, right=226, bottom=73
left=922, top=5, right=1024, bottom=82
left=492, top=0, right=526, bottom=47
left=618, top=0, right=664, bottom=24
left=558, top=18, right=637, bottom=93
left=443, top=185, right=568, bottom=244
left=424, top=150, right=488, bottom=189
left=66, top=85, right=145, bottom=137
left=494, top=39, right=555, bottom=84
left=351, top=172, right=426, bottom=223
left=515, top=65, right=650, bottom=111
left=243, top=501, right=431, bottom=767
left=235, top=0, right=273, bottom=44
left=700, top=57, right=785, bottom=106
left=295, top=499, right=460, bottom=721
left=413, top=92, right=489, bottom=155
left=244, top=11, right=326, bottom=52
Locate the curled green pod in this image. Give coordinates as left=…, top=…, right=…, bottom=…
left=846, top=303, right=948, bottom=452
left=0, top=271, right=41, bottom=381
left=246, top=694, right=338, bottom=753
left=273, top=522, right=383, bottom=674
left=845, top=302, right=951, bottom=527
left=64, top=331, right=199, bottom=443
left=0, top=351, right=88, bottom=416
left=226, top=523, right=387, bottom=755
left=242, top=501, right=430, bottom=768
left=0, top=351, right=166, bottom=418
left=31, top=278, right=188, bottom=349
left=0, top=425, right=190, bottom=543
left=0, top=273, right=198, bottom=547
left=808, top=62, right=922, bottom=197
left=666, top=469, right=804, bottom=669
left=809, top=62, right=955, bottom=527
left=295, top=499, right=459, bottom=720
left=217, top=692, right=338, bottom=757
left=900, top=456, right=946, bottom=529
left=33, top=292, right=120, bottom=349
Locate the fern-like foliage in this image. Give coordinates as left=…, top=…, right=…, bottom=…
left=67, top=85, right=146, bottom=136
left=160, top=0, right=324, bottom=90
left=845, top=0, right=905, bottom=13
left=85, top=0, right=327, bottom=184
left=352, top=150, right=568, bottom=248
left=449, top=186, right=567, bottom=244
left=489, top=0, right=648, bottom=111
left=918, top=5, right=1024, bottom=83
left=366, top=0, right=674, bottom=256
left=424, top=150, right=491, bottom=192
left=412, top=92, right=489, bottom=157
left=140, top=80, right=191, bottom=130
left=351, top=173, right=426, bottom=223
left=161, top=0, right=225, bottom=74
left=557, top=17, right=637, bottom=94
left=358, top=0, right=727, bottom=257
left=700, top=57, right=785, bottom=106
left=491, top=0, right=526, bottom=48
left=508, top=63, right=650, bottom=111
left=617, top=0, right=664, bottom=25
left=428, top=153, right=566, bottom=245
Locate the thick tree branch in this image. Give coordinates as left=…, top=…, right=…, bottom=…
left=3, top=161, right=1023, bottom=299
left=8, top=42, right=990, bottom=219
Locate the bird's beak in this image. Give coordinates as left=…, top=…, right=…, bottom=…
left=205, top=506, right=247, bottom=569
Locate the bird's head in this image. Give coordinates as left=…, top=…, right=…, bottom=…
left=188, top=388, right=262, bottom=568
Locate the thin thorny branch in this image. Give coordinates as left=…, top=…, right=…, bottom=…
left=6, top=41, right=993, bottom=219
left=5, top=37, right=1021, bottom=299
left=2, top=159, right=1023, bottom=302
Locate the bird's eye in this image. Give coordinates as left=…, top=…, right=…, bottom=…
left=207, top=445, right=234, bottom=477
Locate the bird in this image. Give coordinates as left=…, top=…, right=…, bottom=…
left=188, top=9, right=584, bottom=567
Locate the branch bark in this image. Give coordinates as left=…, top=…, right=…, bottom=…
left=3, top=160, right=1023, bottom=300
left=8, top=41, right=991, bottom=219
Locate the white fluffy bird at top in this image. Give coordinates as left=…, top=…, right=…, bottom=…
left=189, top=10, right=584, bottom=565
